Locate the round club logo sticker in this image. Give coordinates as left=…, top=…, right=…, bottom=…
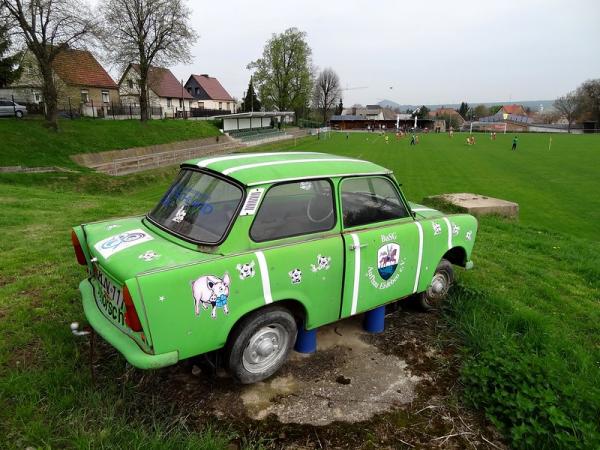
left=377, top=243, right=400, bottom=280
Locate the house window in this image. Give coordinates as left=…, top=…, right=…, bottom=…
left=198, top=102, right=204, bottom=109
left=219, top=102, right=222, bottom=110
left=167, top=98, right=172, bottom=107
left=101, top=90, right=110, bottom=103
left=33, top=91, right=41, bottom=103
left=179, top=98, right=183, bottom=108
left=80, top=89, right=89, bottom=103
left=195, top=88, right=200, bottom=95
left=128, top=79, right=133, bottom=89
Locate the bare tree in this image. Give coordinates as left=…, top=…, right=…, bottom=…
left=98, top=0, right=197, bottom=121
left=553, top=92, right=581, bottom=132
left=312, top=68, right=341, bottom=125
left=1, top=0, right=95, bottom=129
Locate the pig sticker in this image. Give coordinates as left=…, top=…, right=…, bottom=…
left=192, top=273, right=231, bottom=319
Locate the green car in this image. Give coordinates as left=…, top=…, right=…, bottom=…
left=72, top=152, right=477, bottom=383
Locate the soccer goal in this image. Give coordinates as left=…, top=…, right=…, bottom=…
left=469, top=121, right=507, bottom=134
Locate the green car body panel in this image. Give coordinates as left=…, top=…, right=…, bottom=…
left=72, top=152, right=478, bottom=369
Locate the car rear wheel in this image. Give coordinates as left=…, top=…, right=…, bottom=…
left=15, top=110, right=23, bottom=118
left=226, top=306, right=297, bottom=384
left=416, top=259, right=454, bottom=311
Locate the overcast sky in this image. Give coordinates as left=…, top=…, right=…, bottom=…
left=133, top=0, right=600, bottom=106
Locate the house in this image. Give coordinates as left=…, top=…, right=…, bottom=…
left=184, top=74, right=235, bottom=112
left=341, top=105, right=384, bottom=120
left=499, top=104, right=526, bottom=116
left=119, top=64, right=194, bottom=117
left=1, top=48, right=119, bottom=115
left=429, top=107, right=465, bottom=125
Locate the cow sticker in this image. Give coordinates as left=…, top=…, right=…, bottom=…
left=289, top=268, right=302, bottom=284
left=377, top=243, right=400, bottom=280
left=236, top=261, right=256, bottom=279
left=94, top=229, right=154, bottom=259
left=432, top=222, right=442, bottom=236
left=139, top=250, right=159, bottom=261
left=192, top=273, right=231, bottom=319
left=310, top=254, right=331, bottom=272
left=173, top=206, right=187, bottom=223
left=466, top=230, right=473, bottom=241
left=452, top=223, right=460, bottom=236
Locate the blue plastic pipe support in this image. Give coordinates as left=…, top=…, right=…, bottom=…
left=363, top=306, right=385, bottom=333
left=294, top=326, right=317, bottom=353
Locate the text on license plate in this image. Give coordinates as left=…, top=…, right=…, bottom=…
left=95, top=269, right=126, bottom=328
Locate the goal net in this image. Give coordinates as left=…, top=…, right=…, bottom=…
left=469, top=121, right=507, bottom=134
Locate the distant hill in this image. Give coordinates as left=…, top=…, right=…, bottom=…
left=378, top=99, right=555, bottom=113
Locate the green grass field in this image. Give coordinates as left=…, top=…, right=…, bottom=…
left=1, top=129, right=599, bottom=448
left=0, top=117, right=220, bottom=169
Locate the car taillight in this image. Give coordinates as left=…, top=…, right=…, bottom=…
left=123, top=285, right=142, bottom=332
left=71, top=230, right=87, bottom=265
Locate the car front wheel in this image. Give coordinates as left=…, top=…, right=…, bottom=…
left=226, top=306, right=297, bottom=384
left=416, top=259, right=454, bottom=311
left=15, top=110, right=23, bottom=118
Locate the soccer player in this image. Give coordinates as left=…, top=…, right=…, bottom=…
left=512, top=136, right=518, bottom=151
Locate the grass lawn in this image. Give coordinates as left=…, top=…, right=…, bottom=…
left=1, top=131, right=599, bottom=448
left=0, top=117, right=220, bottom=169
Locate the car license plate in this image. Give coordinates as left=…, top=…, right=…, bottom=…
left=95, top=268, right=126, bottom=328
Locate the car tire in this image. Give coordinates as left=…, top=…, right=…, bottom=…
left=225, top=306, right=297, bottom=384
left=15, top=110, right=23, bottom=119
left=415, top=259, right=454, bottom=311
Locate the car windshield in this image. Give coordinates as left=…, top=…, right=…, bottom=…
left=148, top=169, right=243, bottom=244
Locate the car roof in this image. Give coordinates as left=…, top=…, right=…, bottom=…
left=183, top=152, right=392, bottom=186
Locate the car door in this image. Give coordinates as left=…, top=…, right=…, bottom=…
left=339, top=176, right=420, bottom=317
left=248, top=179, right=344, bottom=330
left=0, top=100, right=11, bottom=116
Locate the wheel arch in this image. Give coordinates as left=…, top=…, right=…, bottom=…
left=443, top=246, right=467, bottom=267
left=224, top=299, right=307, bottom=347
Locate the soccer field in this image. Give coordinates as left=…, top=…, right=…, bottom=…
left=1, top=130, right=599, bottom=448
left=284, top=131, right=600, bottom=241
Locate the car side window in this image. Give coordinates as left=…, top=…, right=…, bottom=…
left=341, top=177, right=410, bottom=228
left=250, top=180, right=335, bottom=242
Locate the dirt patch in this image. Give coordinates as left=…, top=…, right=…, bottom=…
left=90, top=304, right=506, bottom=449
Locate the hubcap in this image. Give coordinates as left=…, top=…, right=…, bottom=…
left=427, top=272, right=449, bottom=299
left=242, top=324, right=288, bottom=374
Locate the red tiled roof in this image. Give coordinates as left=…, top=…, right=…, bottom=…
left=501, top=104, right=525, bottom=115
left=130, top=64, right=194, bottom=99
left=190, top=74, right=233, bottom=101
left=52, top=48, right=117, bottom=89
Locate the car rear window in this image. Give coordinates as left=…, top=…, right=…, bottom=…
left=148, top=169, right=243, bottom=244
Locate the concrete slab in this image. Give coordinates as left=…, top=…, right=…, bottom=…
left=426, top=192, right=519, bottom=218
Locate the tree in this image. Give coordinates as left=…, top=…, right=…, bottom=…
left=334, top=98, right=343, bottom=115
left=241, top=77, right=261, bottom=112
left=553, top=92, right=581, bottom=132
left=576, top=79, right=600, bottom=126
left=1, top=0, right=95, bottom=129
left=416, top=105, right=430, bottom=119
left=0, top=23, right=21, bottom=87
left=490, top=105, right=503, bottom=115
left=473, top=104, right=489, bottom=119
left=458, top=102, right=469, bottom=119
left=99, top=0, right=197, bottom=121
left=312, top=67, right=341, bottom=124
left=248, top=27, right=313, bottom=121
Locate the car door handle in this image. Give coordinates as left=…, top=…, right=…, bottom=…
left=350, top=243, right=367, bottom=251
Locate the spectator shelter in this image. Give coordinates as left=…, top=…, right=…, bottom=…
left=329, top=114, right=436, bottom=131
left=215, top=111, right=295, bottom=132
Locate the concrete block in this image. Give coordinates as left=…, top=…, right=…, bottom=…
left=426, top=192, right=519, bottom=218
